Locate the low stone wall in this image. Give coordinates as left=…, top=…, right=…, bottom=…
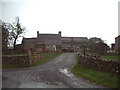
left=2, top=51, right=43, bottom=65
left=2, top=54, right=29, bottom=65
left=78, top=54, right=120, bottom=75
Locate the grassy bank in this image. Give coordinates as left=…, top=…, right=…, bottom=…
left=2, top=52, right=62, bottom=68
left=71, top=55, right=119, bottom=88
left=31, top=52, right=62, bottom=66
left=101, top=55, right=120, bottom=61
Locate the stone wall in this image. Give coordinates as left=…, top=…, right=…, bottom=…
left=2, top=51, right=42, bottom=65
left=2, top=54, right=29, bottom=65
left=78, top=54, right=120, bottom=75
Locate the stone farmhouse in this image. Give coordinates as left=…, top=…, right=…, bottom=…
left=62, top=37, right=88, bottom=52
left=22, top=31, right=89, bottom=52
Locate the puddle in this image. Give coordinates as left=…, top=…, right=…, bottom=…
left=59, top=68, right=73, bottom=77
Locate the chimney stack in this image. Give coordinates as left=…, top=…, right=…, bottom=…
left=58, top=31, right=61, bottom=37
left=37, top=31, right=39, bottom=37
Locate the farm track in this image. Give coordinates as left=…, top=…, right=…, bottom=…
left=3, top=53, right=105, bottom=88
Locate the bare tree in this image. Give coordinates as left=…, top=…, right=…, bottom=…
left=1, top=22, right=9, bottom=52
left=9, top=17, right=25, bottom=49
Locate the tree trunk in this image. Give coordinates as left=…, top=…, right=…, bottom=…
left=13, top=35, right=18, bottom=49
left=13, top=39, right=16, bottom=49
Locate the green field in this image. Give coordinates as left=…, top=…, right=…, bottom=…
left=101, top=55, right=120, bottom=60
left=2, top=52, right=62, bottom=68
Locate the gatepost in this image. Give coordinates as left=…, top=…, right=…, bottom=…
left=28, top=48, right=33, bottom=64
left=28, top=51, right=32, bottom=64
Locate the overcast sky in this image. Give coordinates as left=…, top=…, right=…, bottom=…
left=1, top=0, right=119, bottom=46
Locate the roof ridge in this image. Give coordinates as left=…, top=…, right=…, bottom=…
left=24, top=38, right=37, bottom=39
left=62, top=37, right=88, bottom=38
left=39, top=34, right=59, bottom=35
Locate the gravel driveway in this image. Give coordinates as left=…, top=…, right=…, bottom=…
left=2, top=53, right=105, bottom=88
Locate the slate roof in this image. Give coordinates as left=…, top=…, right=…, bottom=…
left=37, top=34, right=62, bottom=45
left=22, top=38, right=37, bottom=43
left=22, top=33, right=88, bottom=46
left=62, top=37, right=88, bottom=42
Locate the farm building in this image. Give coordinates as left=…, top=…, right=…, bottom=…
left=22, top=31, right=88, bottom=52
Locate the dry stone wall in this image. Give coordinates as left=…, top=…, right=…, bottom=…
left=2, top=51, right=42, bottom=65
left=2, top=54, right=29, bottom=65
left=78, top=54, right=120, bottom=75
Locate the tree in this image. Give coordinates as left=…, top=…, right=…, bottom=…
left=89, top=37, right=108, bottom=55
left=9, top=17, right=25, bottom=49
left=89, top=37, right=104, bottom=43
left=79, top=41, right=89, bottom=56
left=2, top=22, right=9, bottom=52
left=95, top=42, right=109, bottom=55
left=89, top=37, right=103, bottom=52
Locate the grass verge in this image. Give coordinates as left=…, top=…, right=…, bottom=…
left=101, top=55, right=120, bottom=61
left=71, top=55, right=119, bottom=88
left=30, top=52, right=62, bottom=66
left=2, top=52, right=62, bottom=69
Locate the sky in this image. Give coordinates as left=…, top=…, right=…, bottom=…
left=0, top=0, right=119, bottom=46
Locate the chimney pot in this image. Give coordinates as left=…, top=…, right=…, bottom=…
left=37, top=31, right=39, bottom=37
left=59, top=31, right=61, bottom=37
